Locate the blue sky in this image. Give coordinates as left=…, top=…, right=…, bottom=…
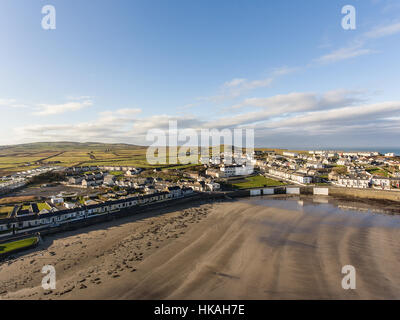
left=0, top=0, right=400, bottom=148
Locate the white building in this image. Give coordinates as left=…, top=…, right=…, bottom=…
left=205, top=168, right=222, bottom=178
left=291, top=173, right=313, bottom=184
left=342, top=152, right=359, bottom=157
left=371, top=176, right=391, bottom=188
left=51, top=197, right=64, bottom=205
left=167, top=186, right=182, bottom=198
left=64, top=202, right=76, bottom=209
left=337, top=158, right=350, bottom=166
left=268, top=168, right=312, bottom=184
left=337, top=175, right=371, bottom=188
left=306, top=161, right=324, bottom=169
left=206, top=182, right=220, bottom=191
left=385, top=153, right=395, bottom=157
left=220, top=164, right=253, bottom=177
left=283, top=152, right=298, bottom=158
left=358, top=152, right=375, bottom=157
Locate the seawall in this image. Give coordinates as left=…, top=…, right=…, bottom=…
left=223, top=186, right=400, bottom=202
left=327, top=186, right=400, bottom=202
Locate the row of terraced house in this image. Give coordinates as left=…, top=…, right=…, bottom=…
left=0, top=186, right=194, bottom=234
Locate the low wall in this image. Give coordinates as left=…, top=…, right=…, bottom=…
left=263, top=188, right=275, bottom=195
left=274, top=187, right=287, bottom=194
left=250, top=189, right=262, bottom=196
left=314, top=187, right=329, bottom=195
left=239, top=185, right=400, bottom=203
left=224, top=190, right=251, bottom=198
left=328, top=187, right=400, bottom=202
left=287, top=187, right=300, bottom=195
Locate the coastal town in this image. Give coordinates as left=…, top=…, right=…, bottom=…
left=256, top=149, right=400, bottom=189
left=3, top=0, right=400, bottom=305
left=0, top=147, right=399, bottom=239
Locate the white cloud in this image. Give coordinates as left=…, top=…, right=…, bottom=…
left=0, top=99, right=17, bottom=106
left=99, top=108, right=142, bottom=119
left=364, top=21, right=400, bottom=39
left=114, top=108, right=142, bottom=116
left=209, top=92, right=351, bottom=128
left=222, top=78, right=272, bottom=91
left=315, top=21, right=400, bottom=65
left=14, top=112, right=201, bottom=145
left=34, top=100, right=93, bottom=116
left=316, top=45, right=375, bottom=64
left=230, top=89, right=363, bottom=111
left=223, top=78, right=247, bottom=88
left=197, top=20, right=400, bottom=108
left=271, top=66, right=302, bottom=76
left=0, top=98, right=29, bottom=108
left=265, top=101, right=400, bottom=128
left=66, top=95, right=94, bottom=101
left=201, top=77, right=273, bottom=103
left=12, top=89, right=400, bottom=148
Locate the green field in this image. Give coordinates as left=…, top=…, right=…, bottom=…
left=0, top=206, right=13, bottom=218
left=0, top=206, right=13, bottom=214
left=0, top=142, right=288, bottom=176
left=108, top=170, right=124, bottom=176
left=231, top=175, right=285, bottom=189
left=37, top=202, right=51, bottom=211
left=0, top=237, right=38, bottom=255
left=0, top=142, right=149, bottom=175
left=366, top=167, right=389, bottom=177
left=0, top=142, right=210, bottom=175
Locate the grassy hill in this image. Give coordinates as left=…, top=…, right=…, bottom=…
left=0, top=141, right=146, bottom=152
left=0, top=142, right=151, bottom=175
left=0, top=141, right=296, bottom=176
left=0, top=141, right=209, bottom=175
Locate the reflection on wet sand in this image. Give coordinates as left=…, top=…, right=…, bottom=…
left=246, top=194, right=398, bottom=216
left=2, top=195, right=400, bottom=300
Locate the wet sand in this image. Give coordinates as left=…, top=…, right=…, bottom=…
left=1, top=197, right=400, bottom=299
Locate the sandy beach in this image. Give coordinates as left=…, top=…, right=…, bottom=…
left=1, top=196, right=400, bottom=300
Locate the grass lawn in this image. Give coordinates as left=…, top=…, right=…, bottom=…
left=333, top=166, right=347, bottom=175
left=109, top=171, right=124, bottom=176
left=0, top=196, right=37, bottom=205
left=366, top=167, right=389, bottom=177
left=37, top=202, right=51, bottom=211
left=0, top=206, right=13, bottom=214
left=0, top=206, right=13, bottom=219
left=0, top=237, right=38, bottom=255
left=232, top=175, right=286, bottom=189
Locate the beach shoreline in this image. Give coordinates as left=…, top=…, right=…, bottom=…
left=1, top=196, right=400, bottom=300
